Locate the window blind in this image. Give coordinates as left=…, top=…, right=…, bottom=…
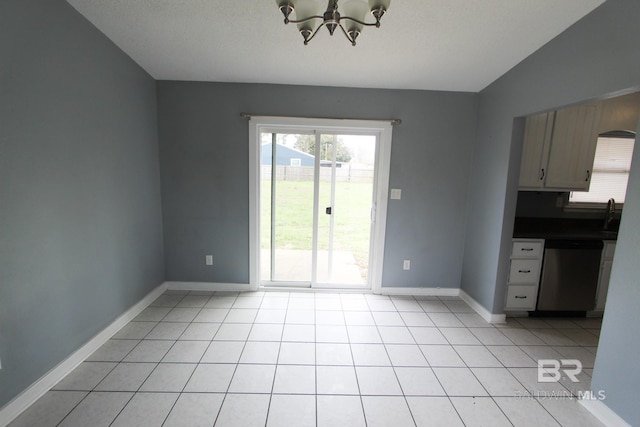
left=570, top=136, right=635, bottom=203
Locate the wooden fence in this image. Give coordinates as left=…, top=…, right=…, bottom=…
left=261, top=165, right=374, bottom=182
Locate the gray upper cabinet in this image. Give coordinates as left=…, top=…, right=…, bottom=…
left=519, top=104, right=600, bottom=191
left=519, top=93, right=640, bottom=192
left=544, top=104, right=600, bottom=191
left=519, top=112, right=555, bottom=189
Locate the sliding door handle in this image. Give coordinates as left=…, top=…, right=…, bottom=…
left=325, top=207, right=332, bottom=215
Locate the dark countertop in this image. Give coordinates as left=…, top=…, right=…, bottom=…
left=513, top=217, right=618, bottom=241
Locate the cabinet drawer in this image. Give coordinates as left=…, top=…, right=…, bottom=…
left=505, top=285, right=538, bottom=310
left=511, top=241, right=543, bottom=258
left=509, top=259, right=540, bottom=283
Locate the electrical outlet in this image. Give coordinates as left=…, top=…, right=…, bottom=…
left=403, top=259, right=411, bottom=270
left=390, top=189, right=402, bottom=200
left=205, top=255, right=213, bottom=266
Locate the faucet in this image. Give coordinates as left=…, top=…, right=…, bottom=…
left=604, top=198, right=616, bottom=230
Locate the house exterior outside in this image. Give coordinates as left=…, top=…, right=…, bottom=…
left=261, top=142, right=315, bottom=167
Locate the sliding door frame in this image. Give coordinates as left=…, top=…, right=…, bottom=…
left=249, top=116, right=393, bottom=293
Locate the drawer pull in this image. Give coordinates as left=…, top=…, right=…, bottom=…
left=518, top=269, right=531, bottom=273
left=515, top=296, right=528, bottom=299
left=521, top=248, right=534, bottom=251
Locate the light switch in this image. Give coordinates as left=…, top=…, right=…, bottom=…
left=390, top=189, right=402, bottom=200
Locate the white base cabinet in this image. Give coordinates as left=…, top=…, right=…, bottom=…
left=505, top=239, right=544, bottom=311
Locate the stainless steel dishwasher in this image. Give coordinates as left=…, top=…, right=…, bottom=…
left=537, top=239, right=603, bottom=311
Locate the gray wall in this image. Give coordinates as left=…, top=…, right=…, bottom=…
left=157, top=82, right=478, bottom=287
left=0, top=0, right=164, bottom=408
left=593, top=128, right=640, bottom=424
left=461, top=0, right=640, bottom=423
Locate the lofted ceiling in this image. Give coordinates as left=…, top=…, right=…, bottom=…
left=65, top=0, right=605, bottom=92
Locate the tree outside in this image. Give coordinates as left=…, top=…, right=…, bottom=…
left=293, top=134, right=353, bottom=163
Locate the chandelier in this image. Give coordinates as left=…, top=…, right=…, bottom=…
left=275, top=0, right=391, bottom=46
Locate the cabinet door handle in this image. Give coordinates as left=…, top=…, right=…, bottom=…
left=521, top=248, right=534, bottom=252
left=515, top=295, right=528, bottom=299
left=585, top=170, right=590, bottom=181
left=539, top=168, right=545, bottom=181
left=518, top=269, right=531, bottom=273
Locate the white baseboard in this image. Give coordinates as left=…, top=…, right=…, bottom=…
left=370, top=286, right=507, bottom=324
left=459, top=290, right=506, bottom=323
left=260, top=286, right=372, bottom=294
left=380, top=286, right=460, bottom=297
left=164, top=281, right=252, bottom=292
left=503, top=310, right=530, bottom=318
left=0, top=283, right=167, bottom=427
left=580, top=398, right=631, bottom=427
left=166, top=282, right=461, bottom=297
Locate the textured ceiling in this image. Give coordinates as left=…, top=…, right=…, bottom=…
left=65, top=0, right=605, bottom=92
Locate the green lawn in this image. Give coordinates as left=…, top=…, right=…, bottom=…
left=261, top=179, right=373, bottom=269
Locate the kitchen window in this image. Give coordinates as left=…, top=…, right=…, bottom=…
left=569, top=132, right=636, bottom=205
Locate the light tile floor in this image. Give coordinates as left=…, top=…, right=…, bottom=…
left=10, top=291, right=606, bottom=427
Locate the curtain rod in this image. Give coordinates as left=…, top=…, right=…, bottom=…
left=240, top=112, right=401, bottom=125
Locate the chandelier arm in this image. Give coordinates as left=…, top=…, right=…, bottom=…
left=286, top=15, right=325, bottom=24
left=337, top=22, right=357, bottom=46
left=303, top=22, right=326, bottom=45
left=338, top=16, right=379, bottom=27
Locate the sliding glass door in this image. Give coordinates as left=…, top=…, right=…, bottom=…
left=260, top=130, right=377, bottom=288
left=260, top=132, right=315, bottom=284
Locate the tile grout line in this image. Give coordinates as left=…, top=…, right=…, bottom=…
left=368, top=294, right=418, bottom=426
left=339, top=294, right=368, bottom=427
left=263, top=292, right=290, bottom=427
left=396, top=295, right=428, bottom=427
left=209, top=292, right=263, bottom=427
left=164, top=291, right=224, bottom=426
left=170, top=291, right=235, bottom=427
left=128, top=291, right=202, bottom=426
